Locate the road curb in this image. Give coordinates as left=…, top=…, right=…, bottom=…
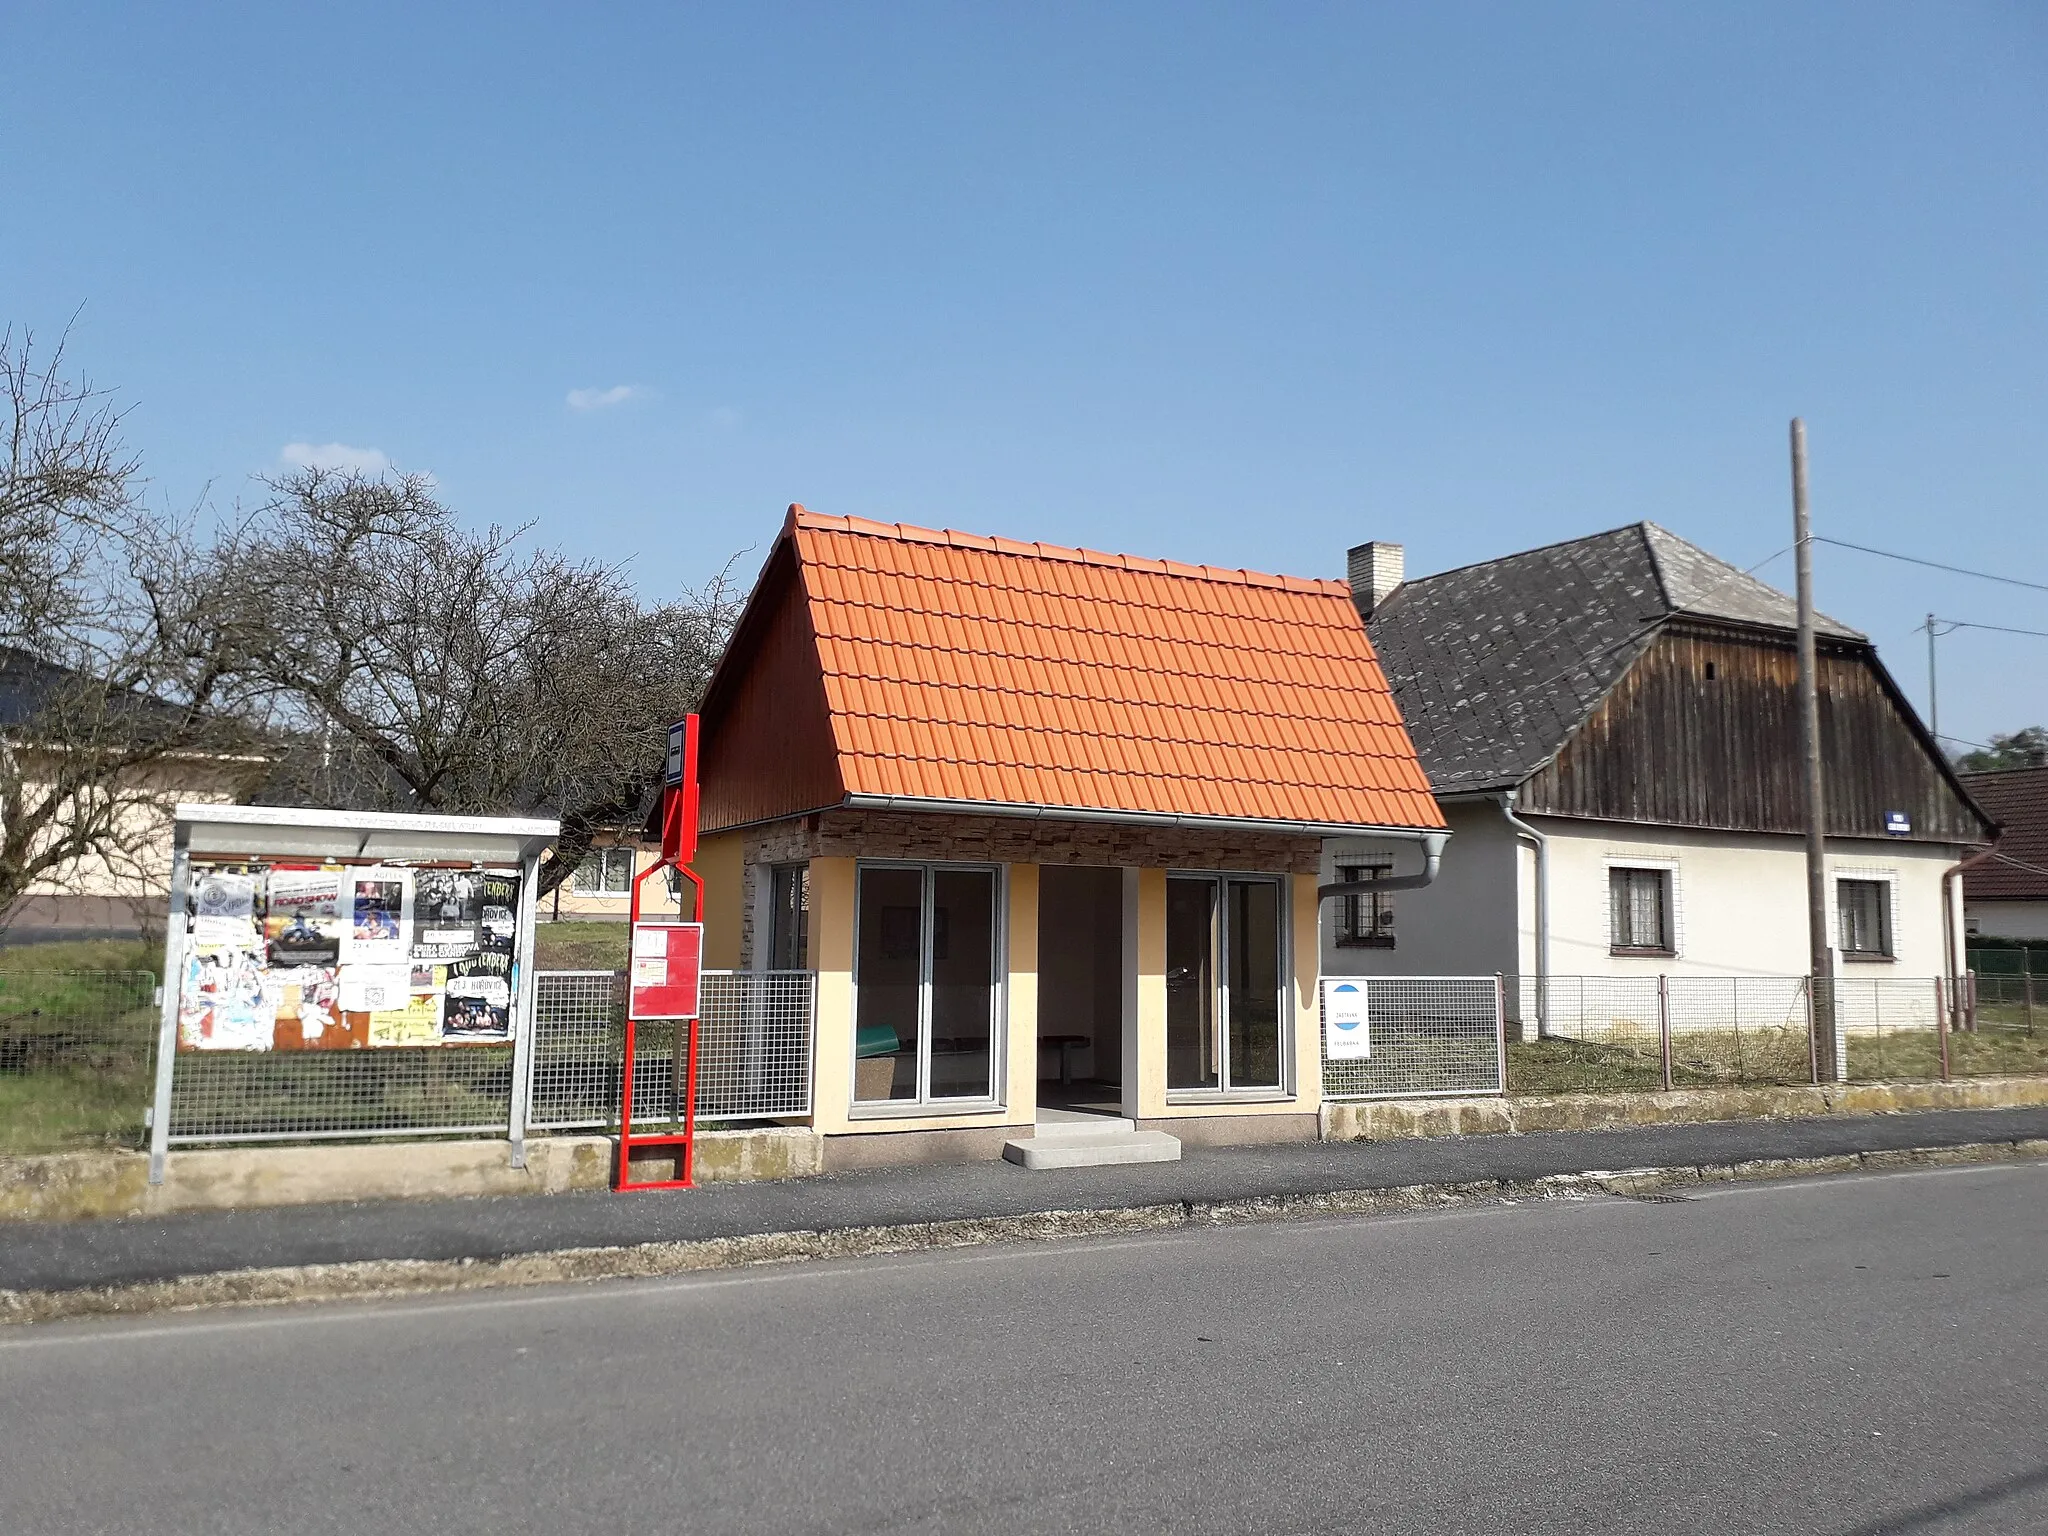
left=6, top=1138, right=2043, bottom=1327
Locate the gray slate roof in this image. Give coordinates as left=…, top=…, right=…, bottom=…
left=1367, top=522, right=1862, bottom=796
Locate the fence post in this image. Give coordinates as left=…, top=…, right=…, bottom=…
left=1805, top=975, right=1819, bottom=1084
left=1935, top=976, right=1951, bottom=1083
left=147, top=843, right=192, bottom=1186
left=1493, top=973, right=1508, bottom=1095
left=1657, top=974, right=1672, bottom=1091
left=505, top=847, right=544, bottom=1170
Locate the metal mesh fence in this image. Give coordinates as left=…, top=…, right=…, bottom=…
left=1865, top=974, right=2044, bottom=1080
left=1505, top=974, right=2039, bottom=1092
left=525, top=969, right=814, bottom=1130
left=526, top=970, right=627, bottom=1129
left=1321, top=976, right=1504, bottom=1100
left=698, top=971, right=815, bottom=1119
left=0, top=970, right=160, bottom=1154
left=168, top=1043, right=516, bottom=1142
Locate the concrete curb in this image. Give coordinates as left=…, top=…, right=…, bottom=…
left=6, top=1138, right=2042, bottom=1328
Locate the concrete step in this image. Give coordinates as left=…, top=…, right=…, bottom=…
left=1002, top=1127, right=1182, bottom=1170
left=1029, top=1111, right=1134, bottom=1141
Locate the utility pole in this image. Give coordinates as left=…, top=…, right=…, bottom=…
left=1792, top=419, right=1836, bottom=1079
left=1924, top=613, right=1939, bottom=747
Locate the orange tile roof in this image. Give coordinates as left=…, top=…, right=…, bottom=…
left=780, top=506, right=1443, bottom=831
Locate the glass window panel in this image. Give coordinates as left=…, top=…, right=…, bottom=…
left=769, top=865, right=809, bottom=970
left=1166, top=877, right=1219, bottom=1090
left=1226, top=880, right=1282, bottom=1089
left=603, top=849, right=632, bottom=893
left=1839, top=879, right=1889, bottom=956
left=854, top=867, right=923, bottom=1101
left=928, top=869, right=996, bottom=1099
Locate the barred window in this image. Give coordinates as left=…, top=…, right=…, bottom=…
left=1609, top=867, right=1673, bottom=953
left=1838, top=879, right=1892, bottom=958
left=1335, top=863, right=1395, bottom=948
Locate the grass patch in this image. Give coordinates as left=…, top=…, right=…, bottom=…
left=535, top=921, right=628, bottom=971
left=0, top=969, right=159, bottom=1154
left=0, top=937, right=163, bottom=974
left=1508, top=1028, right=1812, bottom=1094
left=1847, top=1021, right=2048, bottom=1080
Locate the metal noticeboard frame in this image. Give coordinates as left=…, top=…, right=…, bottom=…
left=617, top=713, right=705, bottom=1193
left=146, top=805, right=560, bottom=1184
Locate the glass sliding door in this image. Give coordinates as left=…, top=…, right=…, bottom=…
left=853, top=867, right=923, bottom=1102
left=1166, top=873, right=1285, bottom=1094
left=853, top=863, right=1000, bottom=1107
left=1225, top=879, right=1282, bottom=1089
left=929, top=868, right=997, bottom=1099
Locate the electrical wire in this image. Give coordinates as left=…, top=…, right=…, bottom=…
left=1929, top=618, right=2048, bottom=641
left=1813, top=536, right=2048, bottom=595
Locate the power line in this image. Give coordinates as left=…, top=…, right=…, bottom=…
left=1814, top=536, right=2048, bottom=595
left=1932, top=618, right=2048, bottom=641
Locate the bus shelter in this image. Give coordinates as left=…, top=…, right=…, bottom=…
left=148, top=804, right=559, bottom=1183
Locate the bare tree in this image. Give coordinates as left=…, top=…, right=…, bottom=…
left=227, top=466, right=740, bottom=892
left=0, top=327, right=265, bottom=928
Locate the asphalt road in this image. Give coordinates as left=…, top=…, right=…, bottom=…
left=4, top=1162, right=2045, bottom=1536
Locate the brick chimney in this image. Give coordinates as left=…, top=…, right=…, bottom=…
left=1347, top=541, right=1405, bottom=621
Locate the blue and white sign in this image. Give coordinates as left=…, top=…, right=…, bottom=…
left=1884, top=811, right=1911, bottom=838
left=1322, top=978, right=1371, bottom=1061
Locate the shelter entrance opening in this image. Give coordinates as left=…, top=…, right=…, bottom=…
left=1036, top=865, right=1125, bottom=1114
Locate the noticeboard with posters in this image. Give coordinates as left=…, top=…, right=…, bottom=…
left=176, top=860, right=523, bottom=1053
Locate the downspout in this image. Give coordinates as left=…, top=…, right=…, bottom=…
left=1314, top=830, right=1450, bottom=901
left=1498, top=791, right=1550, bottom=1040
left=1941, top=847, right=1996, bottom=1035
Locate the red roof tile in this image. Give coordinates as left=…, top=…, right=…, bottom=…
left=777, top=506, right=1442, bottom=831
left=1961, top=767, right=2048, bottom=901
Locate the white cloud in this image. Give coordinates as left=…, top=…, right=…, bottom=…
left=280, top=441, right=390, bottom=474
left=706, top=406, right=742, bottom=432
left=566, top=384, right=645, bottom=412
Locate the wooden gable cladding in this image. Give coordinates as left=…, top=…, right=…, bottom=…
left=1520, top=623, right=1988, bottom=843
left=697, top=543, right=844, bottom=834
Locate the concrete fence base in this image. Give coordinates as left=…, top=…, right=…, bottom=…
left=0, top=1128, right=824, bottom=1224
left=1321, top=1075, right=2048, bottom=1142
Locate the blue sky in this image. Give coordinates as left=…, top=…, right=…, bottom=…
left=7, top=2, right=2044, bottom=748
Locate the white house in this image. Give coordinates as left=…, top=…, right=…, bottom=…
left=1319, top=524, right=1994, bottom=1025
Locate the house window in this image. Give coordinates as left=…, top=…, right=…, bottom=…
left=852, top=863, right=1000, bottom=1108
left=1838, top=878, right=1893, bottom=960
left=1609, top=867, right=1673, bottom=954
left=768, top=864, right=809, bottom=970
left=1335, top=863, right=1395, bottom=948
left=572, top=846, right=635, bottom=895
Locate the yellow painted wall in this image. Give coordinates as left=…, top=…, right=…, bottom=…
left=809, top=857, right=855, bottom=1131
left=1003, top=864, right=1040, bottom=1129
left=1127, top=867, right=1168, bottom=1118
left=691, top=833, right=744, bottom=970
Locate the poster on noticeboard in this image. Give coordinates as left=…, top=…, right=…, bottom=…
left=178, top=861, right=522, bottom=1052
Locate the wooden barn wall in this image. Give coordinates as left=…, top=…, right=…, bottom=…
left=697, top=546, right=845, bottom=833
left=1520, top=626, right=1983, bottom=843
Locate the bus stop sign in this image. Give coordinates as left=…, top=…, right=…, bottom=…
left=630, top=921, right=703, bottom=1020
